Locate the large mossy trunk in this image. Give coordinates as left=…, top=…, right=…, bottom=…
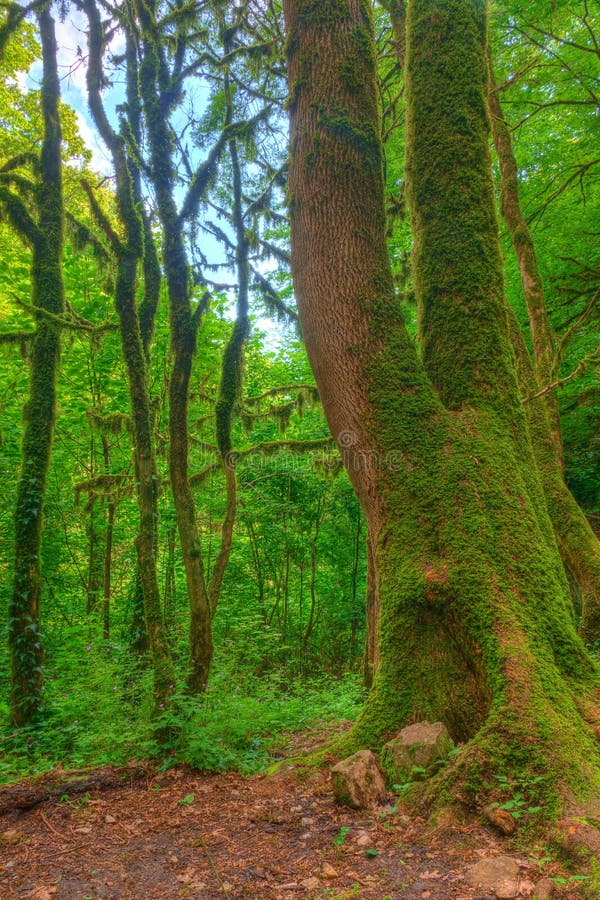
left=284, top=0, right=600, bottom=813
left=9, top=8, right=64, bottom=727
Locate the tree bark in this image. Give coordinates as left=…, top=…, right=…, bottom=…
left=83, top=0, right=174, bottom=707
left=8, top=7, right=65, bottom=726
left=135, top=0, right=213, bottom=693
left=487, top=61, right=600, bottom=640
left=284, top=0, right=600, bottom=812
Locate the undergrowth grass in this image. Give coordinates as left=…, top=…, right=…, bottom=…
left=0, top=629, right=364, bottom=783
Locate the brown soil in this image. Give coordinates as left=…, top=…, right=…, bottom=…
left=0, top=730, right=586, bottom=900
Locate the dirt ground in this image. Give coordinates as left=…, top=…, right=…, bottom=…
left=0, top=731, right=587, bottom=900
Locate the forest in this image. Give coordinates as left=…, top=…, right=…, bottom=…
left=0, top=0, right=600, bottom=896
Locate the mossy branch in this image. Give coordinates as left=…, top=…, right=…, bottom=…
left=256, top=238, right=291, bottom=266
left=65, top=211, right=112, bottom=267
left=243, top=163, right=287, bottom=223
left=0, top=330, right=34, bottom=345
left=191, top=290, right=210, bottom=332
left=11, top=292, right=117, bottom=334
left=0, top=0, right=45, bottom=57
left=80, top=178, right=124, bottom=257
left=81, top=0, right=119, bottom=154
left=190, top=438, right=335, bottom=487
left=177, top=111, right=270, bottom=227
left=0, top=185, right=40, bottom=246
left=245, top=384, right=319, bottom=406
left=523, top=344, right=600, bottom=403
left=86, top=409, right=131, bottom=434
left=251, top=266, right=298, bottom=326
left=74, top=473, right=132, bottom=506
left=0, top=152, right=39, bottom=175
left=554, top=287, right=600, bottom=371
left=0, top=172, right=36, bottom=197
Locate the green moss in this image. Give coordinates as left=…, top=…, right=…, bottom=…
left=319, top=109, right=381, bottom=174
left=285, top=0, right=600, bottom=829
left=297, top=0, right=349, bottom=27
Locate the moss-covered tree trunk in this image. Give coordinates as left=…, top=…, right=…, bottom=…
left=487, top=64, right=600, bottom=640
left=284, top=0, right=600, bottom=814
left=83, top=0, right=174, bottom=706
left=8, top=7, right=65, bottom=726
left=135, top=0, right=214, bottom=693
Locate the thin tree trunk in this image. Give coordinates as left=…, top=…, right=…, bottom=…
left=86, top=501, right=103, bottom=614
left=134, top=2, right=213, bottom=693
left=245, top=514, right=267, bottom=622
left=103, top=502, right=115, bottom=641
left=163, top=524, right=177, bottom=628
left=83, top=0, right=174, bottom=706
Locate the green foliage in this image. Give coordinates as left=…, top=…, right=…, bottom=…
left=489, top=773, right=547, bottom=820
left=0, top=635, right=364, bottom=782
left=333, top=826, right=350, bottom=846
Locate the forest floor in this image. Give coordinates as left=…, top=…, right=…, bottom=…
left=0, top=725, right=588, bottom=900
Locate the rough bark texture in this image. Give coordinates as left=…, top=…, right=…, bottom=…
left=8, top=7, right=65, bottom=726
left=284, top=0, right=600, bottom=815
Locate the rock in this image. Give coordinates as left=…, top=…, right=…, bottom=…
left=483, top=804, right=517, bottom=835
left=381, top=721, right=453, bottom=782
left=355, top=830, right=371, bottom=846
left=556, top=817, right=600, bottom=858
left=533, top=877, right=554, bottom=899
left=331, top=750, right=386, bottom=809
left=1, top=829, right=24, bottom=844
left=465, top=856, right=521, bottom=899
left=301, top=876, right=321, bottom=891
left=321, top=863, right=338, bottom=879
left=104, top=813, right=116, bottom=824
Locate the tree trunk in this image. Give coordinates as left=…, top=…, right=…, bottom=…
left=83, top=0, right=174, bottom=707
left=135, top=5, right=213, bottom=694
left=487, top=62, right=600, bottom=640
left=487, top=62, right=561, bottom=459
left=284, top=0, right=600, bottom=812
left=103, top=501, right=115, bottom=641
left=9, top=7, right=65, bottom=726
left=86, top=501, right=104, bottom=614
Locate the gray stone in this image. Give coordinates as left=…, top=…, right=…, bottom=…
left=381, top=721, right=453, bottom=782
left=331, top=749, right=386, bottom=809
left=465, top=856, right=521, bottom=898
